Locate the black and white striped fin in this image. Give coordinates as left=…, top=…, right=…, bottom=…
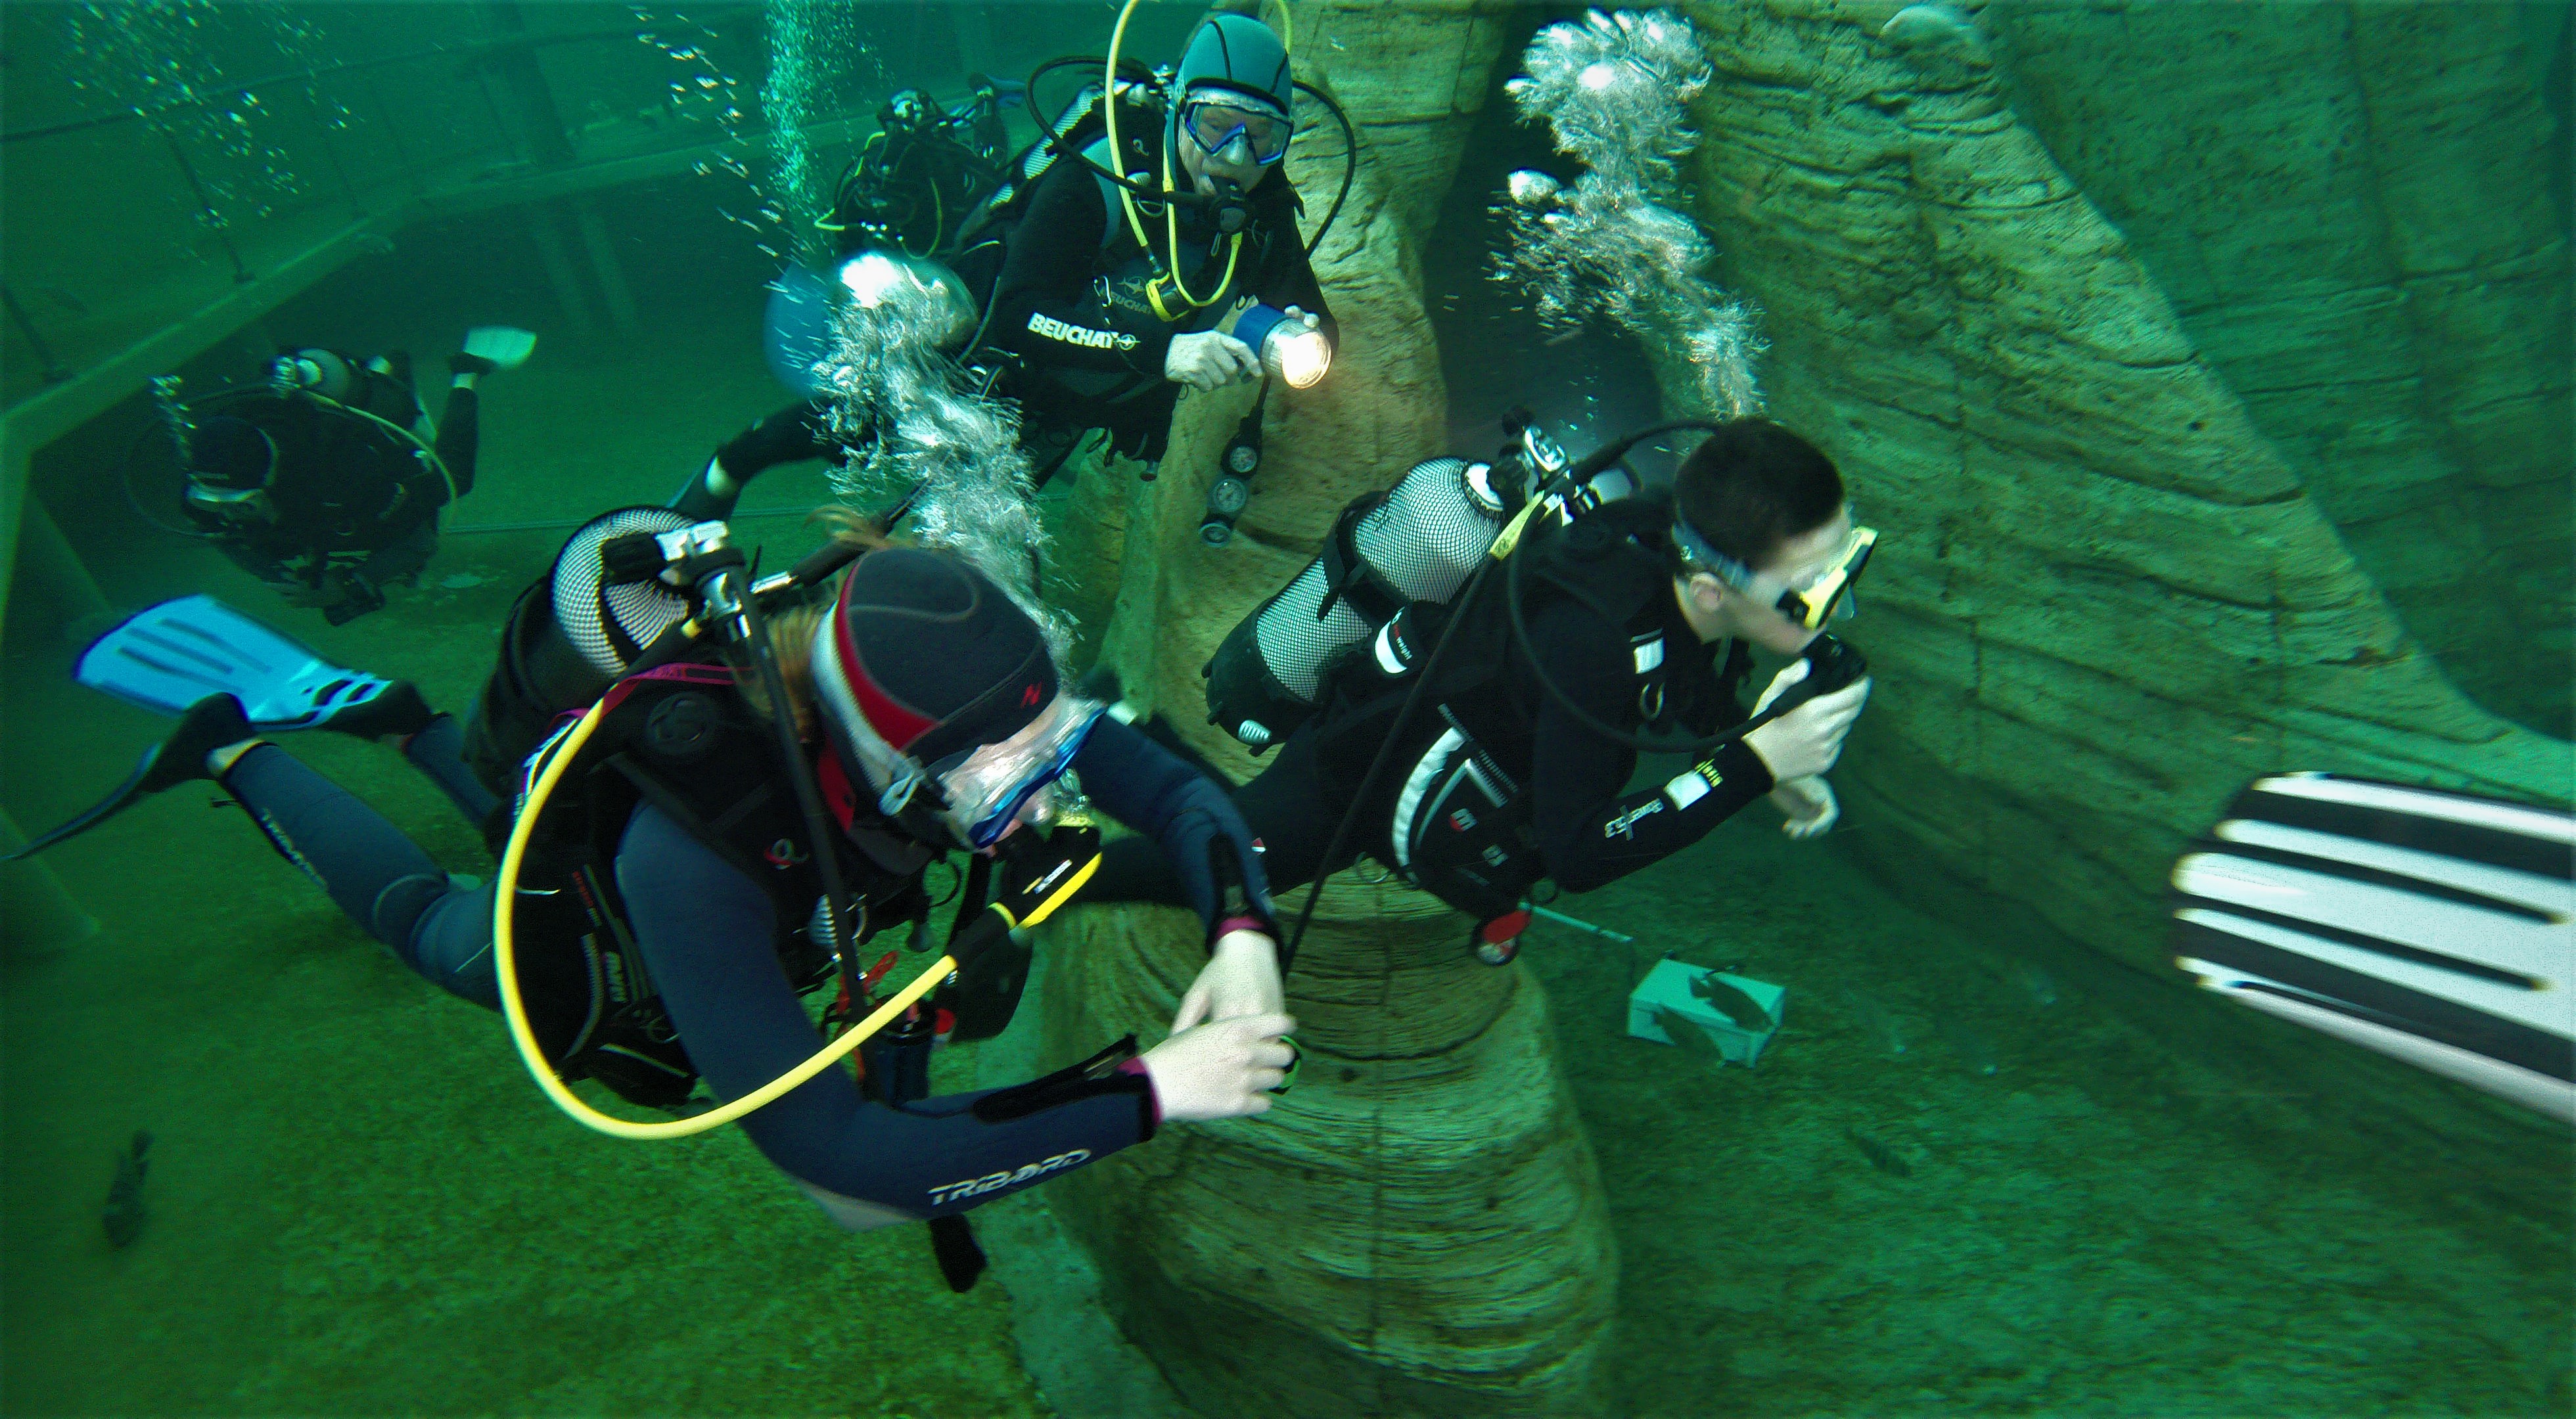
left=2170, top=774, right=2573, bottom=1121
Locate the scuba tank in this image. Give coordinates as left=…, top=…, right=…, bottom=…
left=1199, top=418, right=1603, bottom=752
left=467, top=507, right=700, bottom=797
left=1201, top=457, right=1517, bottom=750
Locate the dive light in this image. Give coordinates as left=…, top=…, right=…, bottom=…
left=1224, top=301, right=1331, bottom=389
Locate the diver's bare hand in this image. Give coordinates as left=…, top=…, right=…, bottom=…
left=1768, top=775, right=1839, bottom=839
left=1744, top=672, right=1871, bottom=784
left=1172, top=930, right=1285, bottom=1031
left=1166, top=330, right=1260, bottom=390
left=1139, top=1012, right=1297, bottom=1122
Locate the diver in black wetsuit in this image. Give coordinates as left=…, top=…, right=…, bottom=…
left=1084, top=420, right=1877, bottom=937
left=182, top=333, right=526, bottom=624
left=65, top=541, right=1293, bottom=1239
left=669, top=11, right=1335, bottom=518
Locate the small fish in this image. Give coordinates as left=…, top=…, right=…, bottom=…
left=102, top=1131, right=151, bottom=1248
left=2009, top=962, right=2059, bottom=1008
left=1690, top=972, right=1773, bottom=1031
left=1650, top=1005, right=1722, bottom=1062
left=1846, top=1128, right=1912, bottom=1178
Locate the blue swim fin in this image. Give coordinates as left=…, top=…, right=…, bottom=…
left=75, top=595, right=393, bottom=732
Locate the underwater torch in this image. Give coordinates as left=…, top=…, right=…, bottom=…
left=1221, top=300, right=1331, bottom=389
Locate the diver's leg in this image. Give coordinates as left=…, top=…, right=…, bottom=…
left=1018, top=418, right=1086, bottom=491
left=401, top=713, right=502, bottom=826
left=218, top=738, right=499, bottom=1007
left=672, top=398, right=840, bottom=520
left=1207, top=727, right=1351, bottom=895
left=296, top=679, right=500, bottom=828
left=432, top=365, right=481, bottom=498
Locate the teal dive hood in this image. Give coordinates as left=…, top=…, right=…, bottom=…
left=1173, top=13, right=1293, bottom=115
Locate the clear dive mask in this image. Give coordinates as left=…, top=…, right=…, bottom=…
left=1183, top=98, right=1290, bottom=166
left=934, top=694, right=1107, bottom=849
left=1676, top=519, right=1879, bottom=631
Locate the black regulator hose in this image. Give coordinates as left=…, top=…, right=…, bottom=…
left=1290, top=78, right=1356, bottom=258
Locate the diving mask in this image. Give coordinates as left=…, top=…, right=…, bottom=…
left=1183, top=98, right=1291, bottom=166
left=1676, top=520, right=1879, bottom=631
left=934, top=694, right=1107, bottom=849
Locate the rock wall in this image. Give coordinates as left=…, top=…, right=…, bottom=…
left=1038, top=4, right=1621, bottom=1415
left=1668, top=0, right=2571, bottom=976
left=1979, top=0, right=2574, bottom=738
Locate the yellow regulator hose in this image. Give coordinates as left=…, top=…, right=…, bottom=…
left=491, top=700, right=961, bottom=1140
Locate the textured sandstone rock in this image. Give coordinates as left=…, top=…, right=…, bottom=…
left=1038, top=5, right=1619, bottom=1415
left=1670, top=0, right=2570, bottom=973
left=1977, top=0, right=2573, bottom=736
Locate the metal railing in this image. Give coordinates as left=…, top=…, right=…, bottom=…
left=0, top=19, right=754, bottom=404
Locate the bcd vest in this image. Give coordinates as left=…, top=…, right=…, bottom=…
left=507, top=662, right=938, bottom=1109
left=1308, top=497, right=1749, bottom=923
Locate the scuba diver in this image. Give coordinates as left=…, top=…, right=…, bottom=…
left=177, top=327, right=534, bottom=624
left=670, top=7, right=1338, bottom=520
left=815, top=81, right=1015, bottom=259
left=14, top=526, right=1294, bottom=1284
left=1084, top=417, right=1879, bottom=964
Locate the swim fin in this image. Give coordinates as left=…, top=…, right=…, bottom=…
left=76, top=595, right=394, bottom=732
left=2170, top=773, right=2575, bottom=1122
left=461, top=325, right=537, bottom=371
left=4, top=694, right=252, bottom=861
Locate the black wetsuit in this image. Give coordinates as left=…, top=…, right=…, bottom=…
left=678, top=124, right=1333, bottom=515
left=189, top=359, right=477, bottom=621
left=214, top=711, right=1268, bottom=1223
left=1087, top=587, right=1776, bottom=911
left=982, top=127, right=1332, bottom=468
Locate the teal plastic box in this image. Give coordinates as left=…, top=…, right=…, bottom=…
left=1627, top=959, right=1787, bottom=1067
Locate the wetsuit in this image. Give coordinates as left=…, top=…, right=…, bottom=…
left=216, top=712, right=1268, bottom=1223
left=1087, top=588, right=1776, bottom=909
left=982, top=129, right=1333, bottom=470
left=190, top=359, right=478, bottom=621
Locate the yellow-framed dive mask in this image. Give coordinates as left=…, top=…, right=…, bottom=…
left=1676, top=520, right=1879, bottom=631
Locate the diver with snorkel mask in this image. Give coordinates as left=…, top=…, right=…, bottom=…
left=1084, top=417, right=1878, bottom=967
left=669, top=2, right=1343, bottom=519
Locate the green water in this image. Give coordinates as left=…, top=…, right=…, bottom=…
left=2, top=3, right=2568, bottom=1416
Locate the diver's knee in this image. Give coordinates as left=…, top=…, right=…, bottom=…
left=369, top=872, right=453, bottom=951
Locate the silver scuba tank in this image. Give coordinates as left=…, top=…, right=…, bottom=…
left=1203, top=456, right=1524, bottom=751
left=469, top=507, right=700, bottom=793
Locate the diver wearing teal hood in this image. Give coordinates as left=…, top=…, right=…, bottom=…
left=674, top=9, right=1337, bottom=516
left=983, top=8, right=1333, bottom=477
